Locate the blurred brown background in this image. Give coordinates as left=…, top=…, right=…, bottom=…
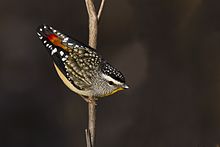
left=0, top=0, right=220, bottom=146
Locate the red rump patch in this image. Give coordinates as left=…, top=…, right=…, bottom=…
left=47, top=34, right=58, bottom=42
left=47, top=34, right=68, bottom=50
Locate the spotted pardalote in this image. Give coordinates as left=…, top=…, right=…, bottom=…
left=37, top=24, right=128, bottom=99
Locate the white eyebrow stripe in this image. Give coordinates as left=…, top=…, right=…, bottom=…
left=102, top=74, right=123, bottom=85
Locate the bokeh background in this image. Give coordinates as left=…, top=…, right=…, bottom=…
left=0, top=0, right=220, bottom=146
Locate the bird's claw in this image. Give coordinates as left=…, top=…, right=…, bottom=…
left=81, top=95, right=97, bottom=105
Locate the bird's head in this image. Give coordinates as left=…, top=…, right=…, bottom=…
left=92, top=61, right=129, bottom=97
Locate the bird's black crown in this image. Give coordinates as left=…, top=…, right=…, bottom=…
left=101, top=61, right=125, bottom=83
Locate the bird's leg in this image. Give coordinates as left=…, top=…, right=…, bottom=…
left=80, top=95, right=97, bottom=105
left=80, top=95, right=90, bottom=102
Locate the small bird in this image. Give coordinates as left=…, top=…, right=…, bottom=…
left=36, top=24, right=128, bottom=100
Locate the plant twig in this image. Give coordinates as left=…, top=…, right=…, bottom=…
left=84, top=0, right=106, bottom=147
left=87, top=97, right=96, bottom=146
left=85, top=0, right=98, bottom=49
left=85, top=129, right=92, bottom=147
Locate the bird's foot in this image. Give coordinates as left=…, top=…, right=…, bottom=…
left=81, top=95, right=97, bottom=105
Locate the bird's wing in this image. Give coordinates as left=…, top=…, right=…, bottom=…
left=36, top=24, right=101, bottom=90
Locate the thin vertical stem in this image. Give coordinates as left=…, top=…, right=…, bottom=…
left=85, top=0, right=98, bottom=49
left=88, top=98, right=96, bottom=146
left=84, top=0, right=106, bottom=147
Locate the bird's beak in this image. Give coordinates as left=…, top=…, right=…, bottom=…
left=122, top=84, right=129, bottom=89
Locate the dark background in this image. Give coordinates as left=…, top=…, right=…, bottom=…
left=0, top=0, right=220, bottom=146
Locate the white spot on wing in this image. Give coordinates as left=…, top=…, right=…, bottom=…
left=51, top=48, right=57, bottom=55
left=60, top=51, right=64, bottom=56
left=68, top=43, right=73, bottom=46
left=63, top=37, right=69, bottom=42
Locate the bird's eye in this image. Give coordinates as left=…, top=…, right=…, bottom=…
left=108, top=81, right=114, bottom=85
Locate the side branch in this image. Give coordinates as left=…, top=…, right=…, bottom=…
left=85, top=129, right=92, bottom=147
left=97, top=0, right=106, bottom=21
